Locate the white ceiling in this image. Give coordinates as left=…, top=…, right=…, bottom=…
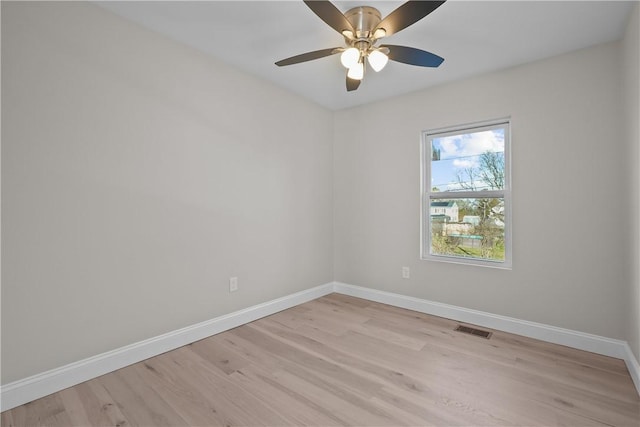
left=96, top=1, right=635, bottom=110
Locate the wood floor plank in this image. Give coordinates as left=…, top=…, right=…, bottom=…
left=78, top=378, right=131, bottom=427
left=227, top=365, right=348, bottom=426
left=189, top=337, right=251, bottom=375
left=56, top=387, right=92, bottom=426
left=234, top=322, right=386, bottom=396
left=130, top=354, right=233, bottom=426
left=96, top=367, right=188, bottom=426
left=268, top=368, right=400, bottom=426
left=2, top=393, right=71, bottom=427
left=3, top=293, right=639, bottom=426
left=151, top=345, right=293, bottom=426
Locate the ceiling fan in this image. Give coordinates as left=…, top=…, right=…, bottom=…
left=275, top=0, right=446, bottom=92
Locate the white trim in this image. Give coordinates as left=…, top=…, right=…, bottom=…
left=332, top=282, right=640, bottom=396
left=2, top=281, right=638, bottom=410
left=622, top=342, right=640, bottom=395
left=0, top=283, right=334, bottom=411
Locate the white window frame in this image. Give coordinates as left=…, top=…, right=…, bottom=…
left=420, top=118, right=512, bottom=269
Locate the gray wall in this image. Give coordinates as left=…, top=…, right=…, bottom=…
left=1, top=2, right=333, bottom=384
left=623, top=4, right=640, bottom=362
left=334, top=40, right=629, bottom=340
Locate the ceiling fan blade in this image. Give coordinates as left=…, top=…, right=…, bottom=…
left=275, top=48, right=340, bottom=66
left=346, top=73, right=361, bottom=92
left=303, top=0, right=354, bottom=35
left=376, top=1, right=446, bottom=38
left=382, top=45, right=444, bottom=68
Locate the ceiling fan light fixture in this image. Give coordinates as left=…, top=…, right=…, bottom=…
left=368, top=49, right=389, bottom=72
left=373, top=28, right=386, bottom=39
left=276, top=0, right=447, bottom=92
left=340, top=47, right=360, bottom=68
left=342, top=29, right=354, bottom=39
left=347, top=61, right=364, bottom=80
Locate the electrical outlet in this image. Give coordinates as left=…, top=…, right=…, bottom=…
left=229, top=276, right=238, bottom=293
left=402, top=266, right=410, bottom=279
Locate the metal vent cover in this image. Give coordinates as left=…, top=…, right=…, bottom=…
left=455, top=325, right=492, bottom=339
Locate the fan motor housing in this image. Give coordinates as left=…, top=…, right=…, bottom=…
left=345, top=6, right=382, bottom=39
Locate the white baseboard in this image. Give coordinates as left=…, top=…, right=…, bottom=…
left=332, top=281, right=640, bottom=397
left=0, top=283, right=334, bottom=412
left=3, top=280, right=639, bottom=411
left=622, top=342, right=640, bottom=396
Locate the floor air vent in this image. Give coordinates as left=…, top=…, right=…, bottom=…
left=455, top=325, right=492, bottom=339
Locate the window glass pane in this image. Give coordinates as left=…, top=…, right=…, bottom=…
left=431, top=128, right=505, bottom=192
left=429, top=198, right=505, bottom=262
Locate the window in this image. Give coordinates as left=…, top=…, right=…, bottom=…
left=421, top=119, right=511, bottom=268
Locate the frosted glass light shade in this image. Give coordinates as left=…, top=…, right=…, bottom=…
left=347, top=62, right=364, bottom=80
left=340, top=48, right=360, bottom=68
left=368, top=50, right=389, bottom=72
left=373, top=28, right=387, bottom=39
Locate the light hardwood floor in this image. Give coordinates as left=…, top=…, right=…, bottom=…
left=2, top=293, right=639, bottom=426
